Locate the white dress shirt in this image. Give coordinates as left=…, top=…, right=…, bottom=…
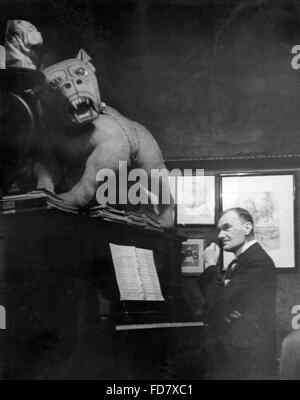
left=235, top=239, right=257, bottom=258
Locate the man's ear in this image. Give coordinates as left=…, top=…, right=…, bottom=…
left=244, top=221, right=253, bottom=236
left=76, top=48, right=96, bottom=72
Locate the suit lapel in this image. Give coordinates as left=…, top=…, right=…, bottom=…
left=230, top=242, right=261, bottom=275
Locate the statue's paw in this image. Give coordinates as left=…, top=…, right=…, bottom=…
left=157, top=210, right=175, bottom=230
left=57, top=191, right=89, bottom=208
left=37, top=184, right=55, bottom=193
left=57, top=192, right=74, bottom=205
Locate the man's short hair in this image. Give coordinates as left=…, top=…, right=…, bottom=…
left=220, top=207, right=255, bottom=235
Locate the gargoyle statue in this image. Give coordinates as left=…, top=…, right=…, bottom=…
left=35, top=49, right=174, bottom=228
left=5, top=20, right=43, bottom=69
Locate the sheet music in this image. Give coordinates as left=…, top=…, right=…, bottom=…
left=109, top=243, right=164, bottom=301
left=109, top=244, right=144, bottom=301
left=135, top=248, right=164, bottom=301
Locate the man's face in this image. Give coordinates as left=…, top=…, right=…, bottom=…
left=217, top=210, right=251, bottom=253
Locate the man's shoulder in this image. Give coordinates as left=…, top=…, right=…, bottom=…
left=241, top=242, right=275, bottom=269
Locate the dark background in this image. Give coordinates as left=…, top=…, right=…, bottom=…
left=1, top=0, right=300, bottom=159
left=1, top=0, right=300, bottom=372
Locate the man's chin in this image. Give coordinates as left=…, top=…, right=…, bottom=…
left=223, top=244, right=235, bottom=253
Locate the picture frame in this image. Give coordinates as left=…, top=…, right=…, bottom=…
left=221, top=173, right=296, bottom=269
left=181, top=238, right=204, bottom=274
left=176, top=175, right=216, bottom=225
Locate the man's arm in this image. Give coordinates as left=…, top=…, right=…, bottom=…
left=201, top=260, right=265, bottom=323
left=198, top=243, right=224, bottom=315
left=199, top=243, right=266, bottom=322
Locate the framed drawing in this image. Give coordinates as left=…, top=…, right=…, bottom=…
left=181, top=239, right=204, bottom=274
left=221, top=173, right=296, bottom=269
left=176, top=175, right=216, bottom=225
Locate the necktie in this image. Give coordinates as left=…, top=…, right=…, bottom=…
left=224, top=258, right=238, bottom=281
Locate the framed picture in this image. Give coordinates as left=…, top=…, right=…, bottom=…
left=176, top=175, right=216, bottom=225
left=221, top=173, right=296, bottom=269
left=181, top=239, right=204, bottom=274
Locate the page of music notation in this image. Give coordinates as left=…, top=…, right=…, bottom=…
left=109, top=243, right=164, bottom=302
left=135, top=248, right=164, bottom=301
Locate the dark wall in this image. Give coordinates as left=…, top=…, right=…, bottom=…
left=2, top=0, right=300, bottom=159
left=1, top=0, right=300, bottom=366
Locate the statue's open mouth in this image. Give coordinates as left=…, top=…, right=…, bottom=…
left=68, top=96, right=98, bottom=125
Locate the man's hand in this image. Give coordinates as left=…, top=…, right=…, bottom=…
left=203, top=242, right=220, bottom=269
left=224, top=310, right=242, bottom=324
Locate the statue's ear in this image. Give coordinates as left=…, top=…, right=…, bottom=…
left=76, top=48, right=95, bottom=72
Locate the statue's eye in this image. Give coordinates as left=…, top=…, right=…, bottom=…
left=50, top=77, right=61, bottom=87
left=75, top=67, right=88, bottom=76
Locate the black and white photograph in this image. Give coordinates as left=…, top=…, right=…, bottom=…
left=176, top=175, right=216, bottom=225
left=181, top=238, right=204, bottom=274
left=1, top=0, right=300, bottom=383
left=221, top=173, right=296, bottom=269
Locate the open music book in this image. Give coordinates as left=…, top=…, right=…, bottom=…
left=109, top=243, right=164, bottom=302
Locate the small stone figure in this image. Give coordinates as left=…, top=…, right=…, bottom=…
left=4, top=20, right=43, bottom=70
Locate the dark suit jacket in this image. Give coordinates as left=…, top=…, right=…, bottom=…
left=198, top=242, right=277, bottom=379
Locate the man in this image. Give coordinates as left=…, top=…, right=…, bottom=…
left=199, top=207, right=277, bottom=380
left=280, top=330, right=300, bottom=380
